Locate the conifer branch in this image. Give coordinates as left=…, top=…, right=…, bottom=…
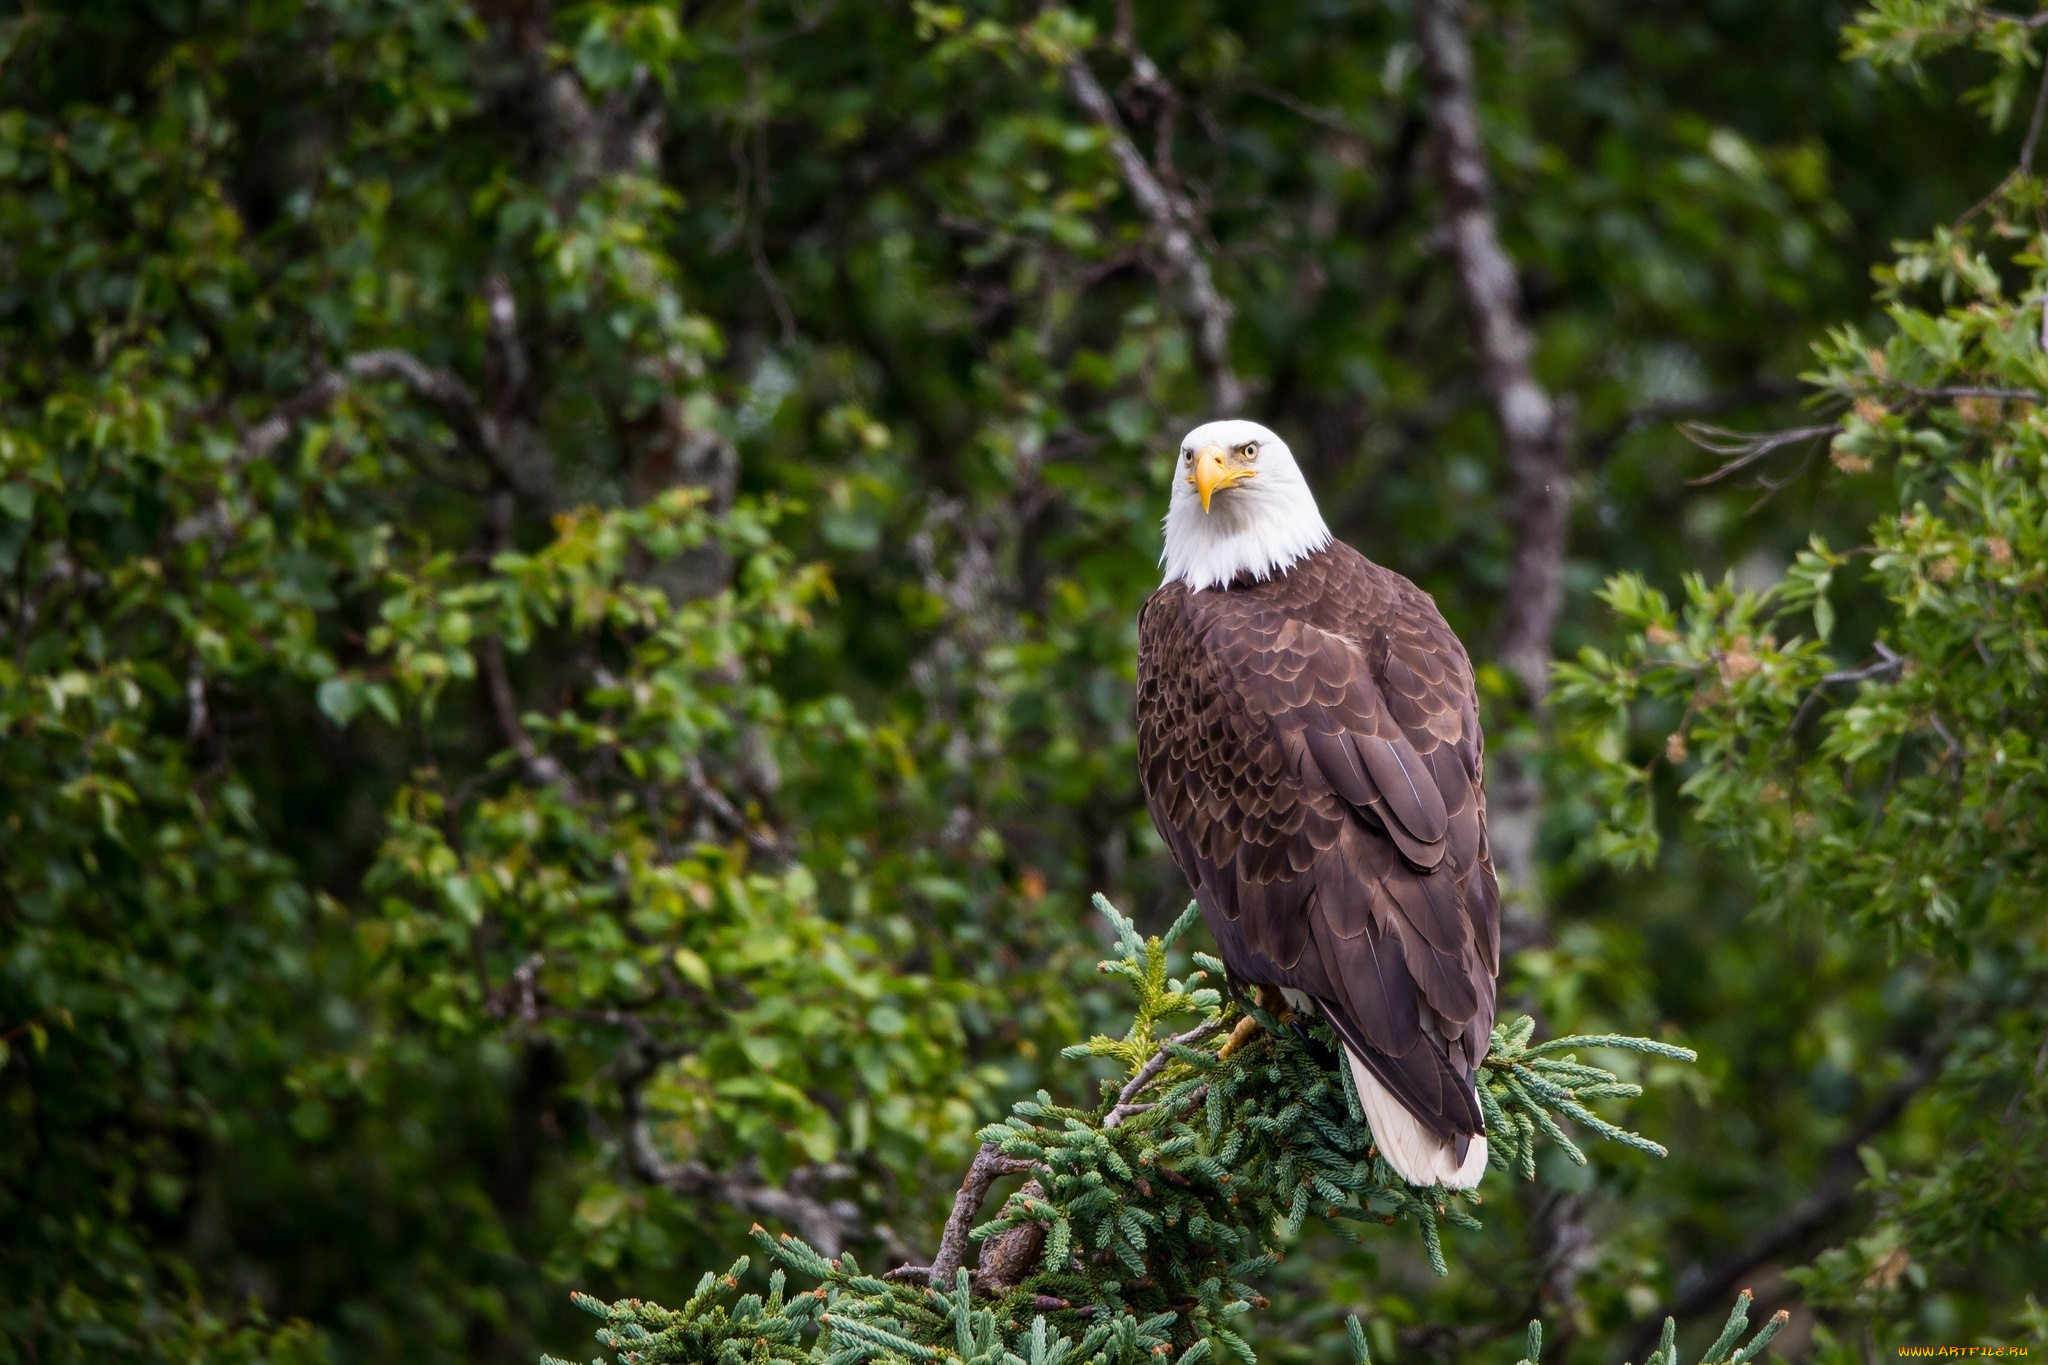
left=1104, top=1019, right=1226, bottom=1130
left=918, top=1144, right=1049, bottom=1286
left=565, top=897, right=1707, bottom=1365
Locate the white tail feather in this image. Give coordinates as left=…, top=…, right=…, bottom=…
left=1345, top=1047, right=1487, bottom=1190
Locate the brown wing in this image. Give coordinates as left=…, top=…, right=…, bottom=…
left=1136, top=555, right=1498, bottom=1145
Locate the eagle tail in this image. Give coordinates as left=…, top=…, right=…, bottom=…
left=1345, top=1047, right=1488, bottom=1190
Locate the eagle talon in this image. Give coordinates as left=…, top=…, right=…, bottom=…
left=1218, top=985, right=1297, bottom=1060
left=1217, top=1011, right=1263, bottom=1061
left=1254, top=982, right=1297, bottom=1027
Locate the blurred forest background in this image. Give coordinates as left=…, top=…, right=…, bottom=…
left=2, top=1, right=2045, bottom=1363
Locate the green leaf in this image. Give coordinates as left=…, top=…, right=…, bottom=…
left=317, top=677, right=363, bottom=725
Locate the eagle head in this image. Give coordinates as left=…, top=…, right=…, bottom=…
left=1161, top=419, right=1332, bottom=592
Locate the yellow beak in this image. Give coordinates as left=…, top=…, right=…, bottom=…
left=1190, top=445, right=1253, bottom=512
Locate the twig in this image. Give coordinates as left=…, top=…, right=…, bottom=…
left=1929, top=712, right=1964, bottom=779
left=1899, top=384, right=2046, bottom=401
left=1063, top=53, right=1244, bottom=414
left=1582, top=380, right=1810, bottom=467
left=1955, top=49, right=2048, bottom=228
left=1104, top=1018, right=1226, bottom=1128
left=1681, top=422, right=1838, bottom=484
left=1822, top=642, right=1907, bottom=687
left=1789, top=642, right=1906, bottom=733
left=1233, top=81, right=1371, bottom=143
left=2020, top=52, right=2048, bottom=176
left=479, top=634, right=579, bottom=794
left=736, top=28, right=799, bottom=348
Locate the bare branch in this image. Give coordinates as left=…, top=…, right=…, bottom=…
left=1823, top=641, right=1907, bottom=687
left=1413, top=0, right=1567, bottom=943
left=889, top=1019, right=1227, bottom=1284
left=922, top=1142, right=1044, bottom=1284
left=345, top=349, right=558, bottom=509
left=1104, top=1018, right=1225, bottom=1129
left=2023, top=51, right=2048, bottom=175
left=1064, top=53, right=1244, bottom=414
left=241, top=372, right=350, bottom=461
left=235, top=343, right=559, bottom=512
left=1899, top=384, right=2046, bottom=401
left=344, top=349, right=491, bottom=442
left=683, top=752, right=787, bottom=865
left=1234, top=81, right=1371, bottom=142
left=1582, top=379, right=1811, bottom=467
left=1680, top=422, right=1838, bottom=485
left=1791, top=642, right=1908, bottom=733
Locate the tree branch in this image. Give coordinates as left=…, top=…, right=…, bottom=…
left=1104, top=1019, right=1225, bottom=1129
left=345, top=349, right=558, bottom=510
left=1582, top=380, right=1809, bottom=468
left=876, top=1018, right=1228, bottom=1285
left=1413, top=0, right=1566, bottom=710
left=921, top=1142, right=1044, bottom=1285
left=619, top=1067, right=899, bottom=1260
left=241, top=372, right=351, bottom=461
left=236, top=344, right=559, bottom=512
left=1681, top=422, right=1838, bottom=485
left=2021, top=51, right=2048, bottom=176
left=479, top=634, right=580, bottom=795
left=1413, top=0, right=1566, bottom=945
left=1064, top=53, right=1244, bottom=414
left=1409, top=0, right=1564, bottom=703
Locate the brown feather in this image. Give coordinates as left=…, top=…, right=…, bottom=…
left=1136, top=540, right=1500, bottom=1152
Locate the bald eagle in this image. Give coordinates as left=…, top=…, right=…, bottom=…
left=1136, top=419, right=1499, bottom=1189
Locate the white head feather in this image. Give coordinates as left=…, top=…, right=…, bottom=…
left=1160, top=419, right=1332, bottom=592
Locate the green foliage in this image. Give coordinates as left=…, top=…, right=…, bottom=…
left=553, top=1275, right=1791, bottom=1365
left=355, top=491, right=982, bottom=1186
left=1556, top=40, right=2048, bottom=1351
left=547, top=901, right=1698, bottom=1365
left=0, top=2, right=995, bottom=1356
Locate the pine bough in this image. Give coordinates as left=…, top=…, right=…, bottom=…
left=547, top=898, right=1777, bottom=1365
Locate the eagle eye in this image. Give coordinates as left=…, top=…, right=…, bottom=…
left=1241, top=441, right=1259, bottom=460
